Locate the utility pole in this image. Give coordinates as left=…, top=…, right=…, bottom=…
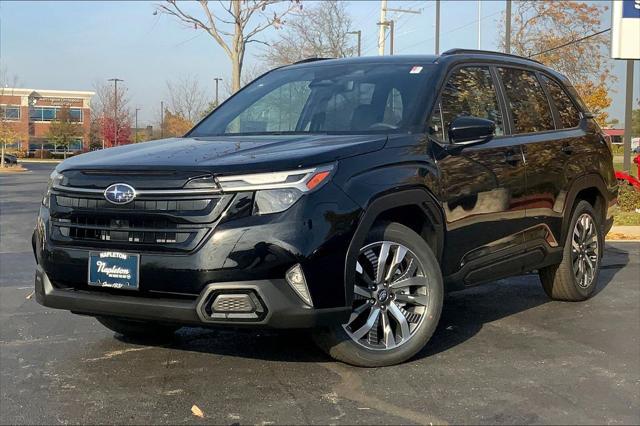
left=477, top=0, right=482, bottom=49
left=505, top=0, right=511, bottom=54
left=108, top=78, right=123, bottom=146
left=377, top=20, right=394, bottom=55
left=160, top=100, right=164, bottom=139
left=347, top=30, right=362, bottom=57
left=389, top=20, right=395, bottom=55
left=377, top=6, right=419, bottom=56
left=378, top=0, right=387, bottom=55
left=213, top=77, right=222, bottom=108
left=623, top=60, right=634, bottom=172
left=135, top=108, right=140, bottom=143
left=435, top=0, right=441, bottom=54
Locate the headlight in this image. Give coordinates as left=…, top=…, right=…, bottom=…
left=43, top=170, right=64, bottom=207
left=217, top=164, right=334, bottom=215
left=217, top=164, right=334, bottom=192
left=254, top=188, right=303, bottom=215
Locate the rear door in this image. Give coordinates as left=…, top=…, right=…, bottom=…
left=496, top=67, right=584, bottom=249
left=432, top=65, right=529, bottom=283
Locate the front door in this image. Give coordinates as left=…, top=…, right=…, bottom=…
left=431, top=65, right=528, bottom=283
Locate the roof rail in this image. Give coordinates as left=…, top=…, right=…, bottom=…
left=292, top=57, right=333, bottom=65
left=440, top=48, right=544, bottom=65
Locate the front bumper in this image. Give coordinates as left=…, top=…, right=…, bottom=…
left=35, top=265, right=350, bottom=328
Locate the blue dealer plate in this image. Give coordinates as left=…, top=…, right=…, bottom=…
left=88, top=251, right=139, bottom=290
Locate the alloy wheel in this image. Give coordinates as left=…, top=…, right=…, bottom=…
left=343, top=241, right=429, bottom=350
left=571, top=213, right=599, bottom=289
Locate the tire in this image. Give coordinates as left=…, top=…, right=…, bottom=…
left=96, top=316, right=180, bottom=340
left=539, top=200, right=602, bottom=301
left=313, top=222, right=444, bottom=367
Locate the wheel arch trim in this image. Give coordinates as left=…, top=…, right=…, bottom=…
left=561, top=173, right=615, bottom=242
left=343, top=188, right=444, bottom=305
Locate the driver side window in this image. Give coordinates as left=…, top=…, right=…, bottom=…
left=431, top=66, right=504, bottom=143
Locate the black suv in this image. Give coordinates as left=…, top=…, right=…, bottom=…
left=33, top=50, right=617, bottom=367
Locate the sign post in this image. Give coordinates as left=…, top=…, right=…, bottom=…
left=611, top=0, right=640, bottom=172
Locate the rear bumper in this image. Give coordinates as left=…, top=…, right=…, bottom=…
left=35, top=266, right=349, bottom=328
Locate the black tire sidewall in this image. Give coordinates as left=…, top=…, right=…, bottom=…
left=564, top=201, right=603, bottom=299
left=314, top=222, right=444, bottom=367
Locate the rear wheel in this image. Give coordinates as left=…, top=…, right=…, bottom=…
left=313, top=222, right=443, bottom=367
left=539, top=200, right=602, bottom=301
left=96, top=316, right=180, bottom=340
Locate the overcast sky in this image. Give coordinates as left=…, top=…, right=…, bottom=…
left=1, top=0, right=638, bottom=126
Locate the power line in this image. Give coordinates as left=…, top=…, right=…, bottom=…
left=528, top=28, right=611, bottom=58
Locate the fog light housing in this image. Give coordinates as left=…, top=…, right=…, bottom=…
left=286, top=264, right=313, bottom=306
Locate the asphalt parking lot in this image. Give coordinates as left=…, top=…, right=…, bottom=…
left=1, top=163, right=639, bottom=425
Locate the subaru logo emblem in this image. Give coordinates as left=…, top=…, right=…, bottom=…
left=104, top=183, right=136, bottom=205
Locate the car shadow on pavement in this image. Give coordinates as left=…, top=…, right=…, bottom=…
left=114, top=244, right=629, bottom=365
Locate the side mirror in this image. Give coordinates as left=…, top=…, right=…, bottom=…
left=448, top=116, right=496, bottom=145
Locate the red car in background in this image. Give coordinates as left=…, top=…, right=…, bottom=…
left=615, top=154, right=640, bottom=190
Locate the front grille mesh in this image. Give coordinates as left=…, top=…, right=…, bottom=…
left=55, top=216, right=191, bottom=245
left=50, top=190, right=231, bottom=252
left=56, top=195, right=211, bottom=212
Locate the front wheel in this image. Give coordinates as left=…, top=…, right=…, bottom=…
left=313, top=222, right=443, bottom=367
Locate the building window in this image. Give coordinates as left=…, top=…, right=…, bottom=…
left=29, top=107, right=83, bottom=122
left=0, top=105, right=21, bottom=120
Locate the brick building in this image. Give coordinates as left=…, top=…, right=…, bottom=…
left=0, top=88, right=94, bottom=155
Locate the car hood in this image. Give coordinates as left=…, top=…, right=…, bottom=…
left=59, top=134, right=386, bottom=175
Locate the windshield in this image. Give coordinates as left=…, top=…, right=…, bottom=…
left=189, top=62, right=434, bottom=137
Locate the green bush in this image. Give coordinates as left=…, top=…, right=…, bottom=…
left=618, top=184, right=640, bottom=212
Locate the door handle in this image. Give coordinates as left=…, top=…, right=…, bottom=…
left=561, top=145, right=574, bottom=155
left=504, top=151, right=521, bottom=165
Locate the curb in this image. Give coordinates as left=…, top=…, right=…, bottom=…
left=20, top=159, right=62, bottom=164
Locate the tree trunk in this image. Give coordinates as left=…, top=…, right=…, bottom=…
left=230, top=0, right=243, bottom=94
left=1, top=142, right=5, bottom=168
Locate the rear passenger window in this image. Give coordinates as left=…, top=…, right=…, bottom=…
left=499, top=68, right=555, bottom=134
left=433, top=66, right=504, bottom=142
left=541, top=75, right=580, bottom=128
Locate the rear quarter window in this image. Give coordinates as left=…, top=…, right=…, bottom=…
left=541, top=75, right=580, bottom=129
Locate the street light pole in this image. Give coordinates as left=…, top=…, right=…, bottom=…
left=135, top=108, right=141, bottom=143
left=213, top=78, right=222, bottom=108
left=477, top=0, right=482, bottom=49
left=505, top=0, right=512, bottom=54
left=108, top=78, right=123, bottom=146
left=160, top=100, right=164, bottom=139
left=435, top=0, right=441, bottom=54
left=347, top=31, right=362, bottom=57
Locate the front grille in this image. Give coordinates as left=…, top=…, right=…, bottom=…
left=55, top=216, right=192, bottom=244
left=56, top=195, right=212, bottom=212
left=49, top=190, right=233, bottom=253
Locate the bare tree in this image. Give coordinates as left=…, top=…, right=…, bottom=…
left=157, top=0, right=300, bottom=94
left=166, top=75, right=209, bottom=123
left=263, top=0, right=356, bottom=67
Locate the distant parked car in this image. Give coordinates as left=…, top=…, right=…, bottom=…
left=2, top=154, right=18, bottom=165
